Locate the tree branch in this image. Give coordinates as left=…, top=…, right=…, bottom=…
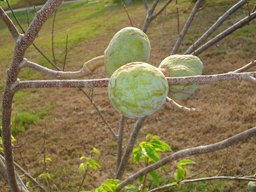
left=0, top=155, right=29, bottom=192
left=185, top=0, right=247, bottom=54
left=0, top=7, right=20, bottom=40
left=115, top=117, right=145, bottom=179
left=192, top=11, right=256, bottom=55
left=80, top=88, right=117, bottom=139
left=166, top=97, right=196, bottom=112
left=20, top=0, right=63, bottom=50
left=117, top=127, right=256, bottom=190
left=12, top=71, right=256, bottom=91
left=142, top=0, right=160, bottom=32
left=152, top=0, right=173, bottom=20
left=116, top=115, right=126, bottom=174
left=149, top=176, right=256, bottom=192
left=20, top=55, right=104, bottom=79
left=232, top=59, right=256, bottom=73
left=171, top=0, right=202, bottom=55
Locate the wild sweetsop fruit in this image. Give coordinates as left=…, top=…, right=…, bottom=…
left=159, top=55, right=203, bottom=100
left=104, top=27, right=151, bottom=76
left=108, top=62, right=168, bottom=118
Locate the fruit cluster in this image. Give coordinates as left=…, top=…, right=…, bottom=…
left=105, top=27, right=203, bottom=118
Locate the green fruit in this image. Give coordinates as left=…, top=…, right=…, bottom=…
left=159, top=55, right=203, bottom=100
left=248, top=182, right=256, bottom=192
left=104, top=27, right=151, bottom=76
left=108, top=62, right=168, bottom=118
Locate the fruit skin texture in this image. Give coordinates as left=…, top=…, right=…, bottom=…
left=108, top=62, right=168, bottom=118
left=104, top=27, right=151, bottom=77
left=248, top=182, right=256, bottom=192
left=159, top=55, right=203, bottom=100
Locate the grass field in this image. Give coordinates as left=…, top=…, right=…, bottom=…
left=1, top=0, right=256, bottom=191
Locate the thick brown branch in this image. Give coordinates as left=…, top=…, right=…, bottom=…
left=193, top=11, right=256, bottom=55
left=21, top=0, right=63, bottom=50
left=171, top=0, right=202, bottom=55
left=117, top=127, right=256, bottom=190
left=150, top=176, right=256, bottom=192
left=20, top=56, right=104, bottom=79
left=0, top=7, right=20, bottom=40
left=185, top=0, right=247, bottom=54
left=12, top=71, right=256, bottom=91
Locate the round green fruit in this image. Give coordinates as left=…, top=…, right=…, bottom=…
left=104, top=27, right=151, bottom=76
left=248, top=182, right=256, bottom=192
left=160, top=54, right=203, bottom=75
left=108, top=62, right=168, bottom=118
left=159, top=55, right=203, bottom=100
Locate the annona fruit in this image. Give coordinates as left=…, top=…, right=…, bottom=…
left=248, top=182, right=256, bottom=192
left=159, top=55, right=203, bottom=100
left=108, top=62, right=168, bottom=118
left=104, top=27, right=151, bottom=76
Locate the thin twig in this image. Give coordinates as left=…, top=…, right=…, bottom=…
left=0, top=155, right=29, bottom=192
left=149, top=176, right=256, bottom=192
left=175, top=0, right=180, bottom=34
left=171, top=0, right=201, bottom=55
left=6, top=0, right=25, bottom=33
left=51, top=10, right=58, bottom=65
left=232, top=59, right=256, bottom=73
left=20, top=56, right=104, bottom=79
left=63, top=33, right=69, bottom=71
left=192, top=11, right=256, bottom=55
left=20, top=0, right=64, bottom=50
left=116, top=115, right=126, bottom=174
left=14, top=160, right=47, bottom=192
left=152, top=0, right=173, bottom=20
left=6, top=0, right=60, bottom=70
left=80, top=89, right=117, bottom=139
left=143, top=0, right=149, bottom=11
left=117, top=127, right=256, bottom=190
left=122, top=0, right=134, bottom=26
left=185, top=0, right=247, bottom=54
left=0, top=7, right=19, bottom=40
left=166, top=97, right=196, bottom=112
left=115, top=117, right=145, bottom=179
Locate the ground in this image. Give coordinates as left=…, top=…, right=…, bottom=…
left=0, top=0, right=256, bottom=191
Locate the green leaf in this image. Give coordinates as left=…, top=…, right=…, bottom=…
left=174, top=167, right=186, bottom=182
left=91, top=147, right=100, bottom=155
left=144, top=144, right=160, bottom=162
left=79, top=163, right=87, bottom=172
left=177, top=159, right=195, bottom=166
left=87, top=159, right=100, bottom=170
left=170, top=181, right=178, bottom=186
left=150, top=139, right=171, bottom=152
left=149, top=171, right=160, bottom=186
left=132, top=147, right=142, bottom=163
left=146, top=133, right=152, bottom=141
left=96, top=179, right=120, bottom=192
left=80, top=156, right=89, bottom=161
left=45, top=157, right=52, bottom=163
left=38, top=173, right=51, bottom=180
